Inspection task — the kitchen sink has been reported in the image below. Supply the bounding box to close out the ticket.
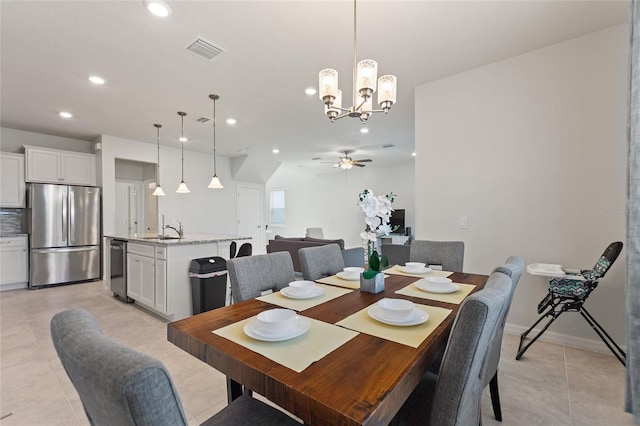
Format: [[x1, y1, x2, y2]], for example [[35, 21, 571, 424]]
[[140, 236, 182, 240]]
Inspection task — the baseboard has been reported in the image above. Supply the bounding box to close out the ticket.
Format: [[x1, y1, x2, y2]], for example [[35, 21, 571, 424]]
[[504, 322, 627, 355], [0, 282, 28, 291]]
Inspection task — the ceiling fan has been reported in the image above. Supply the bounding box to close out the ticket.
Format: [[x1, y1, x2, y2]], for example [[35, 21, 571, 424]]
[[324, 151, 372, 169]]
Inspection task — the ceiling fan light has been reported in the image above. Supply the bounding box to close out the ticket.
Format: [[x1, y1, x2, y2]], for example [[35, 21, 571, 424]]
[[377, 75, 397, 110], [356, 59, 377, 97], [152, 185, 166, 196], [341, 162, 353, 170], [208, 175, 224, 189], [319, 69, 338, 104]]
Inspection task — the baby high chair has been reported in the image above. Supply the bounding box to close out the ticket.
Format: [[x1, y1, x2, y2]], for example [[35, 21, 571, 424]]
[[516, 241, 625, 365]]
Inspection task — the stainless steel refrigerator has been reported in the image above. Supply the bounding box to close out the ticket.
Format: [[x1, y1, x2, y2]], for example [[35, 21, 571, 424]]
[[27, 183, 101, 288]]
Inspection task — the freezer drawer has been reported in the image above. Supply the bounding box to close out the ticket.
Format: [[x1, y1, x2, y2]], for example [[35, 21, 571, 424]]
[[30, 246, 100, 287]]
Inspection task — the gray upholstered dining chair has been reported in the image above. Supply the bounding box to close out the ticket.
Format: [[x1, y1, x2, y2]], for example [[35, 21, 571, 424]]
[[299, 244, 345, 281], [50, 308, 300, 426], [484, 255, 524, 422], [227, 251, 295, 303], [391, 276, 509, 426], [409, 240, 465, 272]]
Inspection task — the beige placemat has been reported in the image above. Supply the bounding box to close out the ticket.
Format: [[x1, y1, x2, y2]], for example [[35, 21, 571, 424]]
[[384, 264, 454, 278], [213, 316, 359, 373], [256, 284, 353, 311], [336, 304, 452, 348], [395, 280, 476, 305], [316, 275, 360, 289]]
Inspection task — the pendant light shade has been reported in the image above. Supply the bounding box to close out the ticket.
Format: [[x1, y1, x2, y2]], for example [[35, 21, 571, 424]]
[[152, 124, 165, 196], [176, 111, 190, 194], [207, 94, 224, 189]]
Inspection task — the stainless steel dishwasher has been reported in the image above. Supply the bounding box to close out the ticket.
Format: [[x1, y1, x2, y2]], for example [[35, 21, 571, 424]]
[[110, 239, 132, 303]]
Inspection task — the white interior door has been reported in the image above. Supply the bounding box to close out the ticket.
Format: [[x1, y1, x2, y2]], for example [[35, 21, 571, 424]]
[[115, 181, 141, 235], [237, 185, 264, 254]]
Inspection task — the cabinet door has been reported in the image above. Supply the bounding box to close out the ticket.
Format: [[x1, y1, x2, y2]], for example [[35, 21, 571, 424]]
[[154, 258, 167, 313], [62, 152, 96, 186], [0, 154, 25, 207], [0, 240, 28, 285], [126, 253, 142, 299], [138, 255, 155, 307], [26, 148, 60, 183]]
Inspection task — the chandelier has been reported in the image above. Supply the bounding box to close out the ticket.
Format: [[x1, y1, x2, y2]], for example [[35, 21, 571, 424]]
[[318, 0, 397, 123]]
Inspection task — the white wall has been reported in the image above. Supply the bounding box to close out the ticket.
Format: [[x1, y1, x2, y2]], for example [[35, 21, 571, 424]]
[[266, 161, 415, 249], [99, 134, 259, 238], [0, 127, 92, 153], [415, 25, 628, 346]]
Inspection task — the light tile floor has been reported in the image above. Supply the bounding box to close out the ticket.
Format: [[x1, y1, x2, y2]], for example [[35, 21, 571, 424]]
[[0, 280, 634, 425]]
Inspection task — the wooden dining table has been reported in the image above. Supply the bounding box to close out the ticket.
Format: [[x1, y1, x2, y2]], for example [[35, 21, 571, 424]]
[[167, 271, 488, 425]]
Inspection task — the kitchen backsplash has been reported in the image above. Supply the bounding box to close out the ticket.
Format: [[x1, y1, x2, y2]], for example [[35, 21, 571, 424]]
[[0, 209, 24, 235]]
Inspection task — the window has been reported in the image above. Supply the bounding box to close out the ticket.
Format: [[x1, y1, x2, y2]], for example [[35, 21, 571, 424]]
[[270, 189, 285, 225]]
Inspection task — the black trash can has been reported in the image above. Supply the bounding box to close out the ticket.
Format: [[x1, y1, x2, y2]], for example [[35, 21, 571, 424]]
[[189, 256, 227, 315]]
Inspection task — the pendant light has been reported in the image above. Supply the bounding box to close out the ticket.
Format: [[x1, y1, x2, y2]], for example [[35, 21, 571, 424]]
[[176, 111, 190, 193], [208, 94, 224, 189], [152, 124, 166, 196]]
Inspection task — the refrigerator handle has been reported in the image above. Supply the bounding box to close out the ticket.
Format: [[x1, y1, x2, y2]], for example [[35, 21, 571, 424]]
[[68, 188, 74, 244], [62, 188, 68, 242], [33, 247, 98, 254]]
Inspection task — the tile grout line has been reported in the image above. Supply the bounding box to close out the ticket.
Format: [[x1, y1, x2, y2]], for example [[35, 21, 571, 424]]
[[563, 344, 574, 425]]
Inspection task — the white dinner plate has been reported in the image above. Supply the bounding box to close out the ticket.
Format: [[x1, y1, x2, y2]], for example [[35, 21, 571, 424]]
[[244, 316, 311, 341], [367, 305, 429, 326], [280, 286, 325, 299], [398, 266, 433, 275], [336, 271, 360, 281], [414, 280, 460, 294]]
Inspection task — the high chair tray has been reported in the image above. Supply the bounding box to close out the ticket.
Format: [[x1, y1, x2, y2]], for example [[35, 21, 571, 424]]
[[526, 263, 585, 280]]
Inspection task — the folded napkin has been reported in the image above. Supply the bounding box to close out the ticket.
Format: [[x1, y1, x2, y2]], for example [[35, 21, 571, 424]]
[[256, 284, 353, 311], [336, 304, 452, 348], [213, 316, 358, 373], [384, 264, 454, 278], [395, 280, 476, 305]]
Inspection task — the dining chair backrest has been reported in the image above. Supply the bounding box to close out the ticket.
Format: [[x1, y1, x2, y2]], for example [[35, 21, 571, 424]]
[[228, 252, 296, 302], [409, 240, 465, 272], [51, 308, 189, 426], [51, 308, 301, 426], [229, 241, 237, 259], [236, 242, 253, 257], [482, 257, 523, 388], [299, 243, 345, 281], [430, 282, 507, 426]]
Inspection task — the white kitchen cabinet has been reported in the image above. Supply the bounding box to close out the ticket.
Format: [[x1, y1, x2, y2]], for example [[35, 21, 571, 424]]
[[0, 153, 26, 207], [154, 259, 167, 313], [24, 145, 96, 186], [0, 236, 29, 290], [127, 243, 167, 314]]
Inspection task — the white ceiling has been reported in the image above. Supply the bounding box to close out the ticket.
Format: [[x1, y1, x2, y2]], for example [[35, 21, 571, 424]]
[[0, 1, 628, 170]]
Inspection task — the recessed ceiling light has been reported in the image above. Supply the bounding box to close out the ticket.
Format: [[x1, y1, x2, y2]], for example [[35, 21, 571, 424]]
[[143, 0, 172, 17], [272, 149, 280, 154], [226, 118, 237, 125], [59, 111, 73, 119], [305, 87, 317, 95], [88, 75, 106, 85], [179, 136, 188, 142], [411, 152, 416, 157], [360, 128, 369, 134]]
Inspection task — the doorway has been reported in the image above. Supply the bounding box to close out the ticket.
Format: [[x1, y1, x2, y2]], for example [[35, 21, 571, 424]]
[[237, 185, 264, 254]]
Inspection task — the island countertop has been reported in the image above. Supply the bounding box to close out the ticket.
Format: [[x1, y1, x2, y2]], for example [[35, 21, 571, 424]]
[[104, 233, 251, 246]]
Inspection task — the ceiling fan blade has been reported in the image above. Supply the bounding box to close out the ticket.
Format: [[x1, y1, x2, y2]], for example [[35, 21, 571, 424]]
[[354, 159, 372, 163], [353, 163, 366, 167]]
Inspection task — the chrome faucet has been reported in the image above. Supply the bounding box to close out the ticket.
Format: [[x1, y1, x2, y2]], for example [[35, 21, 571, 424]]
[[161, 215, 184, 238]]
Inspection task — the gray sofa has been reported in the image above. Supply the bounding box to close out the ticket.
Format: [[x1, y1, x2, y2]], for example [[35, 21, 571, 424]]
[[266, 235, 364, 272]]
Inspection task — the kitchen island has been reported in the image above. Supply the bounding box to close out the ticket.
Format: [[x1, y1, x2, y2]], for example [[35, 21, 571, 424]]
[[105, 233, 251, 320]]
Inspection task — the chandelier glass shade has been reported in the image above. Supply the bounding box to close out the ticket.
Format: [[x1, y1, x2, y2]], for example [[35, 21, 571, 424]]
[[152, 124, 166, 196], [176, 111, 190, 194], [318, 0, 397, 123], [207, 94, 224, 189]]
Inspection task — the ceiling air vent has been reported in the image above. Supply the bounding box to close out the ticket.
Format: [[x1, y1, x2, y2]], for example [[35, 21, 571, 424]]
[[184, 36, 225, 61], [196, 116, 211, 124]]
